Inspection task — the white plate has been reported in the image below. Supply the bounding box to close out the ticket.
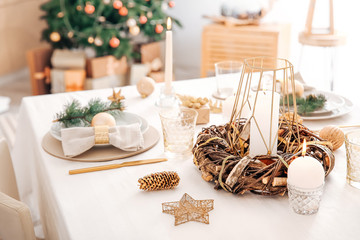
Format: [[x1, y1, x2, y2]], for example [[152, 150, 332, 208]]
[[50, 112, 149, 141], [301, 95, 353, 120], [301, 90, 345, 115]]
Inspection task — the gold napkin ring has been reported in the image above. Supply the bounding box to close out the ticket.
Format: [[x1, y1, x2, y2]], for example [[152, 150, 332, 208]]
[[94, 125, 110, 144]]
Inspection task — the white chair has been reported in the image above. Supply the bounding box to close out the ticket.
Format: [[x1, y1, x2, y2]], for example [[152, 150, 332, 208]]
[[0, 138, 19, 200], [0, 138, 40, 240], [0, 192, 37, 240]]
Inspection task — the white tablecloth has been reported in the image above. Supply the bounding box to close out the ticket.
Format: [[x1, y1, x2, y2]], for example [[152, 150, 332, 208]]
[[12, 78, 360, 240]]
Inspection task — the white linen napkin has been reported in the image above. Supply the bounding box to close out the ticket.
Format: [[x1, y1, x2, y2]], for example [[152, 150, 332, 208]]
[[61, 123, 144, 157]]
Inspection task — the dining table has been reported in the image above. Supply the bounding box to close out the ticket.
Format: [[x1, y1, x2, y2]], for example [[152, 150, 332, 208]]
[[11, 77, 360, 240]]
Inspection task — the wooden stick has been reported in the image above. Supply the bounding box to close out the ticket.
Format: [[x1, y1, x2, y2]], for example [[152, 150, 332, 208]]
[[69, 158, 167, 175], [314, 124, 360, 133]]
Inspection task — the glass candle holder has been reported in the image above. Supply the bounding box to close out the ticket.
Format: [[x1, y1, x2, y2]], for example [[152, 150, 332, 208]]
[[159, 108, 198, 157], [345, 130, 360, 189], [288, 183, 324, 215]]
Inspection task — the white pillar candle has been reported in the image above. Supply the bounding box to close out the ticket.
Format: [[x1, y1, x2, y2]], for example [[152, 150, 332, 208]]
[[288, 156, 325, 189], [250, 91, 280, 156], [164, 17, 173, 95]]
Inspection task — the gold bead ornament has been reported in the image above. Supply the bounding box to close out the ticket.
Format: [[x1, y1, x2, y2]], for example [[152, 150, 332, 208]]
[[319, 125, 345, 150]]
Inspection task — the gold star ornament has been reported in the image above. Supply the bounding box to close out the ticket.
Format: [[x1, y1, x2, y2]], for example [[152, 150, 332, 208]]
[[108, 89, 125, 103], [162, 193, 214, 226]]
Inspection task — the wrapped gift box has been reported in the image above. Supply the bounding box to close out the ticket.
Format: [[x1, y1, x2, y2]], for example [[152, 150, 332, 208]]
[[51, 69, 86, 93], [86, 56, 128, 79], [51, 49, 86, 69], [129, 63, 150, 85], [140, 41, 164, 64], [85, 74, 129, 90], [194, 105, 210, 125]]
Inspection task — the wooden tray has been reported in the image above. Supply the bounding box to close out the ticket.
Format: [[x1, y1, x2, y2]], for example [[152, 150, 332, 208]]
[[42, 126, 160, 162]]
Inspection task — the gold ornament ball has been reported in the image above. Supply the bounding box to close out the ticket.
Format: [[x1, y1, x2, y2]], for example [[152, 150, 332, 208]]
[[94, 37, 103, 46], [98, 16, 106, 22], [67, 31, 74, 38], [128, 1, 135, 8], [91, 112, 116, 127], [129, 26, 140, 36], [136, 77, 155, 98], [319, 125, 345, 151], [150, 58, 162, 72], [126, 18, 137, 27], [50, 32, 61, 42], [88, 36, 95, 44]]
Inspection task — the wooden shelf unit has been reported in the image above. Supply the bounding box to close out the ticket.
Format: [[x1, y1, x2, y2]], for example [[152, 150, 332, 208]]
[[201, 23, 291, 77]]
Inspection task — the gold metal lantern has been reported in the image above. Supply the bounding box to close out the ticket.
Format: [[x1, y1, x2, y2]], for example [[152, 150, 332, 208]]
[[229, 57, 301, 158]]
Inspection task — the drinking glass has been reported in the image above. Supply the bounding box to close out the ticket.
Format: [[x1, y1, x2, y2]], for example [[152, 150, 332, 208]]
[[345, 130, 360, 189], [159, 108, 198, 157], [213, 61, 243, 100]]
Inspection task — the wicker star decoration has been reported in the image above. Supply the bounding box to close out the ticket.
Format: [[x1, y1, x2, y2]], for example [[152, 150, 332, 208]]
[[108, 89, 125, 103], [162, 193, 214, 226]]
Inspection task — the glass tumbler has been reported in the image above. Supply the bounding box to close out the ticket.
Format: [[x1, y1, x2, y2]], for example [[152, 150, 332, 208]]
[[345, 130, 360, 189], [288, 183, 324, 215], [159, 108, 198, 157], [213, 61, 243, 100]]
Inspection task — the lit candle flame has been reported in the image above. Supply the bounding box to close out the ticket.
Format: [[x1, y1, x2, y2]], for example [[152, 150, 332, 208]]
[[167, 17, 172, 30], [302, 139, 307, 156]]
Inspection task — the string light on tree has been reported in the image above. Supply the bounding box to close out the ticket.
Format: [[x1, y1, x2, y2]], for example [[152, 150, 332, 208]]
[[84, 3, 95, 14], [57, 12, 64, 18], [147, 11, 153, 18], [103, 0, 111, 4], [113, 0, 123, 9], [109, 37, 120, 48], [155, 24, 164, 34], [139, 15, 147, 24], [50, 32, 61, 42], [119, 7, 128, 16], [76, 5, 82, 11]]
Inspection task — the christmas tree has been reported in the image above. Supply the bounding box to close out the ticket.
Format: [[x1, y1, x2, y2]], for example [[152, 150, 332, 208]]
[[40, 0, 179, 60]]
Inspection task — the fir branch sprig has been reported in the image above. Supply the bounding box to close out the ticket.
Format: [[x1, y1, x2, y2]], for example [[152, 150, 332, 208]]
[[281, 94, 327, 116], [54, 98, 124, 128]]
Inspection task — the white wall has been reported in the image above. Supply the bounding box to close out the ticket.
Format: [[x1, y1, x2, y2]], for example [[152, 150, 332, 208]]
[[170, 0, 223, 80], [170, 0, 360, 100]]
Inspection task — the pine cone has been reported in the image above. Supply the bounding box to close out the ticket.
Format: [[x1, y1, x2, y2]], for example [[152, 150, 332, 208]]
[[138, 171, 180, 191]]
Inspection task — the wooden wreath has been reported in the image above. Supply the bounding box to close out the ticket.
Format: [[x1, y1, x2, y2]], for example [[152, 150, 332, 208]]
[[192, 118, 335, 196]]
